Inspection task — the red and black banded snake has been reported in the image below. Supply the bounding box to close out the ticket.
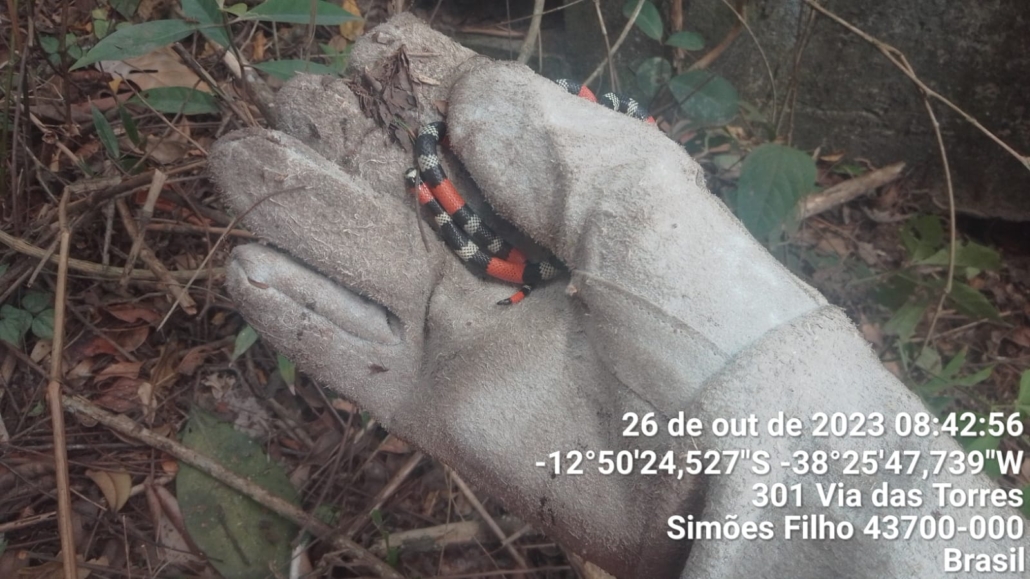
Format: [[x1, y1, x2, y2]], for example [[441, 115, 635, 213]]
[[406, 79, 655, 305]]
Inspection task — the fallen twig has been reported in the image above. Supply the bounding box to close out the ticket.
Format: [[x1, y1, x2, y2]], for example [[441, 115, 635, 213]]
[[798, 162, 906, 219], [59, 395, 405, 579], [445, 467, 529, 570], [115, 197, 199, 315], [0, 228, 223, 282], [49, 189, 78, 579]]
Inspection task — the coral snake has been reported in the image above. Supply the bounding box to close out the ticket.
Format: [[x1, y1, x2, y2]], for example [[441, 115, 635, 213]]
[[407, 79, 655, 305]]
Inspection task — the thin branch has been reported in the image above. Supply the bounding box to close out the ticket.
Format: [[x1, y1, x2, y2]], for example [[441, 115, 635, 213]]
[[59, 395, 405, 579], [583, 0, 646, 87], [802, 0, 1030, 171], [496, 0, 589, 26], [918, 94, 956, 357], [516, 0, 545, 65], [115, 198, 199, 315], [592, 0, 617, 90], [0, 228, 223, 282], [50, 189, 77, 579], [798, 162, 906, 219], [687, 0, 743, 71], [345, 451, 424, 536], [710, 0, 775, 121], [446, 467, 529, 570]]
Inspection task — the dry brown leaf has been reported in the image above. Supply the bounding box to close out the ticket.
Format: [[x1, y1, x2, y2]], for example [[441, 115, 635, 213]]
[[29, 340, 52, 364], [339, 0, 364, 40], [855, 241, 881, 266], [859, 314, 884, 348], [1007, 326, 1030, 348], [98, 46, 211, 93], [1, 350, 16, 384], [106, 303, 162, 323], [85, 469, 133, 512], [94, 377, 144, 412], [73, 336, 120, 358], [66, 358, 95, 383], [815, 233, 851, 258], [96, 360, 143, 381], [331, 398, 356, 413], [251, 29, 267, 61], [114, 325, 151, 353], [882, 360, 904, 379], [134, 126, 192, 164], [150, 340, 181, 390], [138, 381, 157, 423], [379, 434, 412, 454], [175, 347, 208, 376]]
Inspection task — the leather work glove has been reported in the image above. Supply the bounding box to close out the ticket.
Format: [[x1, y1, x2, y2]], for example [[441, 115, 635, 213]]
[[210, 14, 1024, 579]]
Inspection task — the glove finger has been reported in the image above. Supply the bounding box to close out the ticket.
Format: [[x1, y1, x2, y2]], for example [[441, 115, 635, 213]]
[[209, 128, 436, 323], [226, 244, 419, 418]]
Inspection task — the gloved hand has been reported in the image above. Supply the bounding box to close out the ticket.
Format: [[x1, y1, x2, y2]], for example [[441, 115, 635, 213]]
[[211, 14, 1023, 579]]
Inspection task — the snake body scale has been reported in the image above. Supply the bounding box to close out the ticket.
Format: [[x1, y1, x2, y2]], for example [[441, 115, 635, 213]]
[[407, 79, 654, 305]]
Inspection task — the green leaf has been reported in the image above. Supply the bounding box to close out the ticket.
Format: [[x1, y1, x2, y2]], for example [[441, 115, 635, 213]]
[[319, 42, 352, 71], [243, 0, 361, 25], [946, 281, 1000, 320], [951, 365, 992, 387], [634, 57, 671, 98], [872, 274, 916, 310], [1018, 371, 1030, 415], [0, 305, 33, 346], [21, 291, 52, 314], [92, 8, 111, 39], [921, 349, 993, 394], [253, 59, 337, 81], [918, 241, 1002, 270], [370, 508, 384, 527], [91, 104, 121, 159], [110, 0, 140, 19], [39, 34, 83, 66], [712, 153, 741, 171], [622, 0, 662, 41], [667, 70, 739, 126], [0, 263, 8, 277], [181, 0, 233, 48], [276, 354, 295, 387], [913, 346, 941, 375], [231, 325, 259, 361], [118, 104, 142, 147], [734, 144, 817, 242], [177, 409, 298, 579], [665, 31, 704, 50], [900, 215, 942, 262], [32, 309, 55, 340], [883, 300, 928, 343], [225, 2, 249, 16], [130, 87, 220, 115], [72, 20, 199, 70], [832, 162, 867, 177], [313, 504, 339, 526], [1021, 486, 1030, 519]]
